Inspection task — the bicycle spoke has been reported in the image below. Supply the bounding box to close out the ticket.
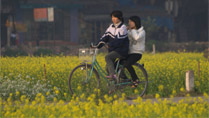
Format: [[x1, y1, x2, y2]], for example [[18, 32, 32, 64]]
[[118, 63, 148, 97], [69, 64, 100, 96]]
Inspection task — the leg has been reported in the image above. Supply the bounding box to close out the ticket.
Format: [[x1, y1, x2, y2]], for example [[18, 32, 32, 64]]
[[105, 51, 123, 76], [124, 54, 142, 81], [126, 66, 138, 81]]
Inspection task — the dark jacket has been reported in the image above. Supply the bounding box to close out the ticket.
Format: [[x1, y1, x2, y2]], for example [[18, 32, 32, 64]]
[[97, 22, 129, 57]]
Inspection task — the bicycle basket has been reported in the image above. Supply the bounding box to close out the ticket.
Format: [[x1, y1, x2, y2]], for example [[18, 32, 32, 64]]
[[79, 48, 96, 62]]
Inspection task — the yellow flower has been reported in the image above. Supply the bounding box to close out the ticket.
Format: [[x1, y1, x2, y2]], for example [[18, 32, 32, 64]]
[[122, 93, 126, 100], [170, 95, 174, 98], [49, 114, 55, 118], [203, 92, 208, 99], [104, 94, 108, 101], [155, 93, 160, 99], [20, 114, 24, 118], [97, 89, 101, 95], [134, 89, 139, 94], [94, 88, 97, 93], [53, 97, 57, 102], [180, 87, 185, 92], [80, 93, 85, 99], [158, 85, 164, 91], [77, 86, 81, 90], [16, 91, 20, 96], [53, 87, 57, 90], [113, 94, 117, 99], [37, 93, 42, 97], [64, 93, 67, 97], [20, 95, 26, 102], [172, 90, 176, 95], [55, 90, 59, 95], [195, 81, 200, 87], [46, 91, 50, 96], [97, 111, 101, 117], [32, 101, 36, 106], [9, 93, 13, 97]]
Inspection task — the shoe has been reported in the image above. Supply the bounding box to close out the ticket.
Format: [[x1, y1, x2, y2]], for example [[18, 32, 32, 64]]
[[131, 80, 139, 88], [106, 74, 117, 80]]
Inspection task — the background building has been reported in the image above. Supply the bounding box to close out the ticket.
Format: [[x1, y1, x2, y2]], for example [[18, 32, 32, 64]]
[[1, 0, 208, 49]]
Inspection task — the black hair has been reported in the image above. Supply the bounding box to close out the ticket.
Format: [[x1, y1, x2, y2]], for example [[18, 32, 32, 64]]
[[129, 16, 141, 29], [110, 10, 124, 23]]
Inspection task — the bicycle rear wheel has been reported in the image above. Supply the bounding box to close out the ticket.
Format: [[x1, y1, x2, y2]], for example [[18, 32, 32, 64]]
[[118, 63, 148, 97], [69, 64, 100, 96]]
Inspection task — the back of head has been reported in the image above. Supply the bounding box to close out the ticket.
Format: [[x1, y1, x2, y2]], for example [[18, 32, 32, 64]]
[[129, 16, 141, 29], [110, 10, 124, 23]]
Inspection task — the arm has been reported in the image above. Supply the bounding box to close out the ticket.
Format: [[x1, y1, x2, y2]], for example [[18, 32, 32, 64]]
[[129, 29, 145, 42], [96, 27, 111, 48]]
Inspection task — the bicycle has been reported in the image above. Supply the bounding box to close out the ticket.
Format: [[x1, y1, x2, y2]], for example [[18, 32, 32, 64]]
[[68, 42, 148, 97]]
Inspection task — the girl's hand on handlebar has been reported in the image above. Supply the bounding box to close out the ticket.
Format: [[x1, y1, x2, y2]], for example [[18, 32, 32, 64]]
[[105, 44, 109, 49], [90, 43, 97, 48]]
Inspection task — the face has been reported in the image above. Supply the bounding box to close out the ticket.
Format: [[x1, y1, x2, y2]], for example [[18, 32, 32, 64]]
[[112, 16, 120, 24], [128, 19, 136, 29]]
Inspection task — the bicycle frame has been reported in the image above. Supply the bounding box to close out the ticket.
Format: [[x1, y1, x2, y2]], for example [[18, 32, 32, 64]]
[[70, 47, 148, 96], [86, 49, 109, 83], [84, 48, 131, 86]]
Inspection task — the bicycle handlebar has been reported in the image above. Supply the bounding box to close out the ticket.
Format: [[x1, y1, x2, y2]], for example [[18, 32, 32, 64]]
[[90, 41, 107, 48]]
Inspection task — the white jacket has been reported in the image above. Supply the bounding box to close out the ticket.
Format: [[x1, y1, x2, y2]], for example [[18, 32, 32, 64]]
[[128, 26, 145, 54]]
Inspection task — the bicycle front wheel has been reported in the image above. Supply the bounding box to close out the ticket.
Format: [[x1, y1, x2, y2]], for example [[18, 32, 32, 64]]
[[69, 64, 100, 96], [118, 63, 148, 97]]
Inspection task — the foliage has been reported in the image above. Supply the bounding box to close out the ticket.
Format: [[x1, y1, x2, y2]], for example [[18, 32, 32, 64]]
[[33, 48, 54, 56], [2, 47, 28, 57], [0, 76, 58, 101], [0, 94, 208, 118], [142, 17, 160, 40], [0, 52, 208, 101]]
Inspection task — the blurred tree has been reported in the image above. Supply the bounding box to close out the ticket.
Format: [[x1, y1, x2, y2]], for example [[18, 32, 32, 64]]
[[142, 17, 160, 40]]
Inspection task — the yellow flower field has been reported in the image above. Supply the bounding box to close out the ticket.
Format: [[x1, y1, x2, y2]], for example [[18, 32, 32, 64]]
[[0, 93, 208, 118], [0, 52, 209, 100], [0, 52, 209, 117]]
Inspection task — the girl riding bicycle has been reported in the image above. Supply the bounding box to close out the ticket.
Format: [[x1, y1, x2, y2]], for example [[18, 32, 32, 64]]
[[69, 15, 147, 96], [125, 16, 146, 88], [96, 10, 129, 80]]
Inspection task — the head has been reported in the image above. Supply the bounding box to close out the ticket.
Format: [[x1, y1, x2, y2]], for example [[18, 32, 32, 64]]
[[128, 16, 141, 29], [110, 10, 124, 24]]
